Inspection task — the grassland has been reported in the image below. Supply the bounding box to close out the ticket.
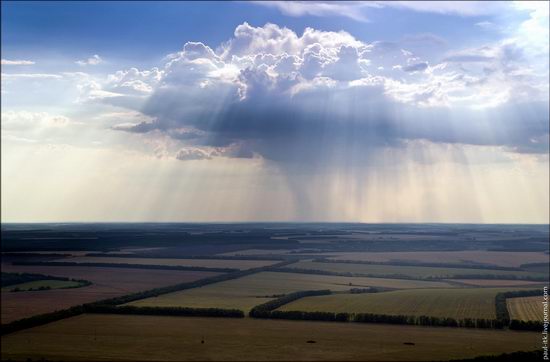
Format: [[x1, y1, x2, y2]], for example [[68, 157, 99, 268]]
[[1, 264, 220, 323], [507, 296, 544, 321], [278, 287, 533, 320], [55, 256, 277, 270], [129, 271, 455, 312], [0, 314, 540, 361], [286, 260, 542, 279], [316, 251, 550, 268], [2, 279, 84, 292]]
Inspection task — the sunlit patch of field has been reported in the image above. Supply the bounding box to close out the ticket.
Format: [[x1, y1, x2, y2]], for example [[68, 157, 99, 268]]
[[507, 296, 544, 321], [128, 271, 455, 312], [55, 256, 278, 270], [278, 287, 535, 320], [286, 260, 542, 279], [0, 314, 540, 361]]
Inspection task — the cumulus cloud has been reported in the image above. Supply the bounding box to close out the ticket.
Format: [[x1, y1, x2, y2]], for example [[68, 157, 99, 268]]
[[86, 22, 548, 163], [76, 54, 103, 66], [175, 147, 214, 161], [1, 59, 35, 65]]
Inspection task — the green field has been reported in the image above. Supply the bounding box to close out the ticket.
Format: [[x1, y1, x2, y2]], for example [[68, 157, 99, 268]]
[[0, 314, 541, 361], [2, 279, 85, 292], [507, 296, 544, 321], [286, 260, 543, 279], [278, 287, 533, 320], [129, 271, 455, 312]]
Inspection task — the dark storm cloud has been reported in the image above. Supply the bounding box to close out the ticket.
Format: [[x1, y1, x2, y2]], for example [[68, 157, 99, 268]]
[[105, 23, 548, 163]]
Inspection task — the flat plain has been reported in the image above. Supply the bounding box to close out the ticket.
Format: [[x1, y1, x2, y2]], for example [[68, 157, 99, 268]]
[[447, 279, 545, 287], [0, 314, 541, 361], [1, 263, 220, 323], [507, 296, 544, 321], [317, 251, 550, 268], [2, 279, 84, 292], [278, 287, 535, 320], [129, 271, 455, 311], [54, 256, 278, 270], [2, 223, 547, 361], [286, 260, 543, 279]]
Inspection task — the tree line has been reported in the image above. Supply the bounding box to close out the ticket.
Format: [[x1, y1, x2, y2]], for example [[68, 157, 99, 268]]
[[253, 308, 506, 329], [2, 259, 295, 335], [248, 289, 506, 329], [12, 261, 239, 273], [86, 304, 244, 318], [1, 272, 91, 289], [495, 289, 544, 331], [313, 258, 523, 272], [84, 252, 287, 261], [273, 266, 426, 281], [249, 290, 332, 318], [273, 265, 545, 282]]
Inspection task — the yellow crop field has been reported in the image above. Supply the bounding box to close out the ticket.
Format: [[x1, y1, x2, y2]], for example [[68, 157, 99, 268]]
[[129, 271, 454, 312], [507, 296, 544, 321], [0, 314, 540, 361], [279, 287, 533, 320]]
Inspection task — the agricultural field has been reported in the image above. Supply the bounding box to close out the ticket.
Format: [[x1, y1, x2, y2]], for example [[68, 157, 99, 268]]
[[129, 271, 455, 312], [1, 223, 547, 361], [0, 314, 540, 361], [278, 287, 533, 320], [507, 296, 544, 322], [53, 256, 278, 270], [317, 251, 550, 268], [286, 260, 543, 279], [2, 279, 85, 292], [447, 279, 545, 287], [1, 264, 220, 323], [219, 249, 294, 256]]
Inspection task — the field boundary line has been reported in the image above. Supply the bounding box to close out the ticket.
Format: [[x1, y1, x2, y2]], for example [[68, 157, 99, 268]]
[[1, 260, 294, 335], [12, 261, 239, 273]]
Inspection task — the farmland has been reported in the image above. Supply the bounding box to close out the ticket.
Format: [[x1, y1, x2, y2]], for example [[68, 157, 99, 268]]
[[278, 287, 534, 320], [129, 271, 455, 311], [447, 279, 545, 287], [285, 260, 543, 279], [507, 296, 544, 321], [317, 251, 550, 268], [1, 264, 220, 323], [0, 314, 541, 361], [53, 256, 278, 270], [2, 279, 84, 292], [1, 223, 547, 360]]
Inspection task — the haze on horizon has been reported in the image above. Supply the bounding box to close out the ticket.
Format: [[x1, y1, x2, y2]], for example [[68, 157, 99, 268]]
[[1, 1, 549, 224]]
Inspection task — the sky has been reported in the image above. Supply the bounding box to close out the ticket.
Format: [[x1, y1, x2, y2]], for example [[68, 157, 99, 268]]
[[1, 1, 549, 223]]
